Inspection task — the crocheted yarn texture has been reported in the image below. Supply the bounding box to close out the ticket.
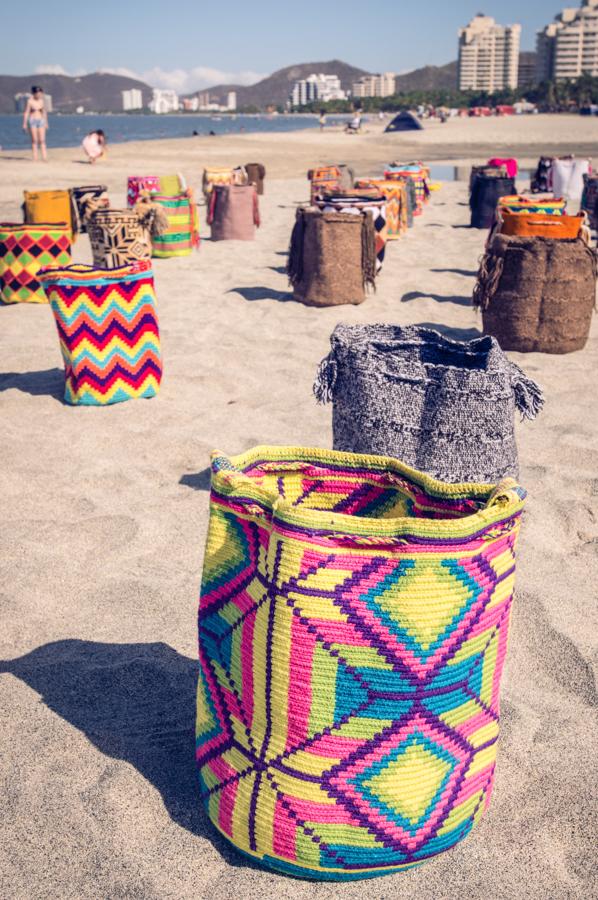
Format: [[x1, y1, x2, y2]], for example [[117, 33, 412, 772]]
[[0, 223, 71, 304], [38, 260, 162, 405], [315, 325, 543, 484], [196, 446, 526, 880]]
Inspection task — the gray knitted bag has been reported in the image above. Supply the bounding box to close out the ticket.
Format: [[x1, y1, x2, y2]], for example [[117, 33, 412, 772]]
[[314, 324, 543, 483]]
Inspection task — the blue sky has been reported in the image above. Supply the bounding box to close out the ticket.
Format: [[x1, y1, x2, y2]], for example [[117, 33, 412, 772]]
[[4, 0, 556, 92]]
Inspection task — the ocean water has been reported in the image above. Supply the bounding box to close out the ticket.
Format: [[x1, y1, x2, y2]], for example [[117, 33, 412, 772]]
[[0, 113, 337, 151]]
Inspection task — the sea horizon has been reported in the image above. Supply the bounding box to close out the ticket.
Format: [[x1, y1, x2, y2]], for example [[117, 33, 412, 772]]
[[0, 112, 353, 152]]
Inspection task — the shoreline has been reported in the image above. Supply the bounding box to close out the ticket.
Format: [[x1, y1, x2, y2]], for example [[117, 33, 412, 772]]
[[1, 112, 597, 159]]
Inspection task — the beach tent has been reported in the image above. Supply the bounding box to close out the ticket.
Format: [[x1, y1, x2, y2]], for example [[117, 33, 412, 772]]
[[384, 111, 423, 133]]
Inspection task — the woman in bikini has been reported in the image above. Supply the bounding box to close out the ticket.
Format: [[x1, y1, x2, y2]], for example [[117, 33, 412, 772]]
[[22, 86, 48, 161]]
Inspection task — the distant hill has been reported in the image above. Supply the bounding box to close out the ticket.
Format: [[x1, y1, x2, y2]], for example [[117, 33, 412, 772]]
[[191, 60, 460, 108], [185, 60, 369, 108], [0, 73, 153, 113], [395, 62, 458, 92]]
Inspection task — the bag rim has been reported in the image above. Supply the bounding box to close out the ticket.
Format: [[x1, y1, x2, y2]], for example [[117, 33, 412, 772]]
[[209, 445, 526, 538]]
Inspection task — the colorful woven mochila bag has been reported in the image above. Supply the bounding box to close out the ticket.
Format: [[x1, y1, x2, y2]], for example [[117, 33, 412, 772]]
[[150, 189, 199, 258], [69, 185, 109, 233], [315, 189, 388, 271], [23, 189, 77, 240], [127, 174, 186, 206], [38, 260, 162, 405], [0, 222, 71, 304], [196, 445, 527, 880]]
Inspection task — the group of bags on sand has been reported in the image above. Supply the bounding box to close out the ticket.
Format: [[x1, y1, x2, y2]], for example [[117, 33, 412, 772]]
[[288, 161, 430, 306], [470, 155, 596, 354], [2, 145, 597, 882]]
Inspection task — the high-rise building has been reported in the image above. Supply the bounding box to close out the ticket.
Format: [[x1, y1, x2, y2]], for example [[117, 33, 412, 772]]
[[227, 91, 237, 111], [458, 15, 521, 92], [149, 88, 179, 114], [290, 74, 347, 107], [352, 73, 396, 98], [122, 88, 143, 111], [518, 52, 538, 88], [536, 1, 598, 81]]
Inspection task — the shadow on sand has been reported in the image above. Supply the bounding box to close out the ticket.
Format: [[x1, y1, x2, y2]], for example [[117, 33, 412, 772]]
[[0, 367, 64, 399], [1, 639, 253, 868], [228, 286, 292, 303], [180, 467, 212, 491], [401, 291, 472, 308]]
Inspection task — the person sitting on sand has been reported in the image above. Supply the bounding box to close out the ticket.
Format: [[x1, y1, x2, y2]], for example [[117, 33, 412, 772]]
[[82, 130, 107, 164], [22, 86, 48, 161], [345, 113, 361, 134]]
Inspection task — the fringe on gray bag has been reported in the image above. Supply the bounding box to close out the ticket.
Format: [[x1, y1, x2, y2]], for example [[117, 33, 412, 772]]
[[314, 324, 543, 483]]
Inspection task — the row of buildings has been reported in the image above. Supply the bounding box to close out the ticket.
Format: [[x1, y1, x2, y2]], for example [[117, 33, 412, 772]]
[[458, 1, 598, 93], [122, 87, 237, 113], [289, 72, 396, 107]]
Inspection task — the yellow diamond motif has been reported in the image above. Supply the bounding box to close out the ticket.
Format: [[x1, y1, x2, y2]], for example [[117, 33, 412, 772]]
[[373, 561, 476, 651], [362, 742, 451, 824]]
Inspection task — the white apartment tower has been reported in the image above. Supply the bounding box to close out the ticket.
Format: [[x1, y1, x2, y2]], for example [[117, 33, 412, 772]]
[[352, 73, 396, 98], [122, 88, 143, 111], [149, 88, 179, 114], [536, 1, 598, 81], [290, 74, 347, 106], [458, 15, 521, 92]]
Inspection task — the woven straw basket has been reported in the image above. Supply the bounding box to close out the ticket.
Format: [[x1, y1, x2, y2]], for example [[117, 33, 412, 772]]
[[196, 445, 526, 880]]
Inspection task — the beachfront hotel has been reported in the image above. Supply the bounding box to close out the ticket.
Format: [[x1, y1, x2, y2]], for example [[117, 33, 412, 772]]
[[536, 0, 598, 81], [352, 73, 396, 98], [289, 74, 347, 107], [458, 14, 521, 92]]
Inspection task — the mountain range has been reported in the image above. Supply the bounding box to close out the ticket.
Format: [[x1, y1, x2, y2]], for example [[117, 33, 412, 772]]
[[185, 60, 459, 107], [0, 60, 459, 114], [0, 73, 153, 114]]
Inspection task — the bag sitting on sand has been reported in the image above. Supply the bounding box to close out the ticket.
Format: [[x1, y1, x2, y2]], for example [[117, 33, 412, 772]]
[[551, 158, 590, 201], [202, 167, 233, 202], [245, 162, 266, 195], [208, 184, 259, 241], [355, 178, 409, 238], [487, 157, 518, 178], [497, 195, 567, 216], [150, 189, 199, 257], [469, 164, 508, 195], [473, 234, 597, 353], [23, 189, 77, 241], [315, 188, 387, 271], [308, 165, 343, 202], [314, 323, 542, 482], [581, 174, 598, 231], [287, 207, 377, 307], [530, 157, 553, 193], [384, 164, 429, 214], [470, 175, 516, 229], [498, 211, 586, 240], [38, 259, 162, 406], [86, 203, 168, 267], [196, 444, 527, 880], [70, 185, 109, 233], [0, 222, 71, 304], [127, 174, 186, 207]]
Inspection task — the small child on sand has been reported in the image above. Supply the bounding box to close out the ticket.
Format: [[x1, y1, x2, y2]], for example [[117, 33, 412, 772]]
[[82, 130, 107, 164]]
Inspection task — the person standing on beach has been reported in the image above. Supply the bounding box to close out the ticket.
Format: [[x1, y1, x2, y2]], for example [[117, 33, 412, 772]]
[[319, 110, 327, 131], [22, 86, 48, 161]]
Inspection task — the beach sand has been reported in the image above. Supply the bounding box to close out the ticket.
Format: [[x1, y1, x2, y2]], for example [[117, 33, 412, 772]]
[[1, 114, 596, 899]]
